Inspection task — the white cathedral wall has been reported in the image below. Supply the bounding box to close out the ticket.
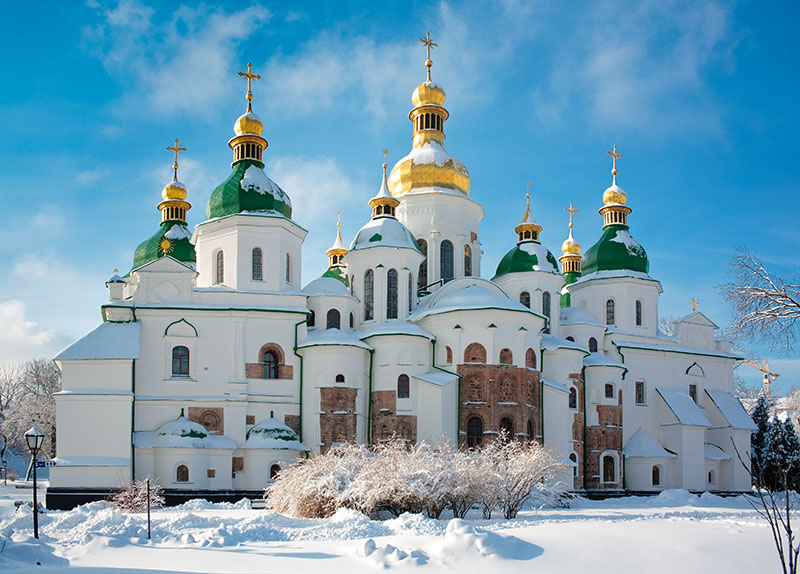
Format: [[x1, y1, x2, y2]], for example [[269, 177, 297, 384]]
[[625, 458, 673, 491], [416, 379, 458, 447], [542, 383, 570, 464], [50, 466, 131, 489], [583, 365, 624, 426], [661, 425, 707, 491], [492, 273, 564, 338], [239, 450, 301, 491], [54, 394, 132, 462], [57, 359, 133, 393], [568, 277, 660, 336], [306, 294, 357, 331]]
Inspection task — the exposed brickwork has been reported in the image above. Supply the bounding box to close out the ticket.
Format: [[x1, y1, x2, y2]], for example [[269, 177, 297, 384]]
[[456, 363, 540, 448], [207, 469, 216, 478], [319, 387, 358, 454], [246, 342, 293, 380], [284, 414, 300, 435], [232, 457, 244, 477], [246, 415, 255, 425], [188, 407, 224, 434], [463, 343, 487, 363], [584, 403, 623, 491], [370, 390, 418, 444]]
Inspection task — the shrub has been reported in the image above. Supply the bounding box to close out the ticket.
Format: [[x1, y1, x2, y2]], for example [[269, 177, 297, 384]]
[[109, 477, 165, 512]]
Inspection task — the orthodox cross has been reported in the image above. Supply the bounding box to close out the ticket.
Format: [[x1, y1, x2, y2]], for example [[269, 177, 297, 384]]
[[419, 32, 438, 81], [691, 298, 699, 312], [238, 63, 261, 110], [606, 144, 623, 178], [166, 138, 186, 177], [337, 210, 342, 229], [565, 202, 579, 229]]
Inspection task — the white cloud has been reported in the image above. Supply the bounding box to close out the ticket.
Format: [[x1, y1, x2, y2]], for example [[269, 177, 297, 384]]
[[0, 300, 72, 363], [84, 1, 271, 116], [30, 203, 67, 233], [75, 169, 108, 185]]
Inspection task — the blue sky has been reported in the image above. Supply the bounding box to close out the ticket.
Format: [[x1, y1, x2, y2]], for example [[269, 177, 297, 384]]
[[0, 1, 797, 391]]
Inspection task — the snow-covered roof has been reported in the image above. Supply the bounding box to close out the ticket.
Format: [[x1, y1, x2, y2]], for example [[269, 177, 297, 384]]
[[704, 443, 731, 461], [241, 165, 292, 207], [302, 276, 355, 299], [676, 311, 719, 329], [541, 334, 588, 354], [410, 279, 541, 321], [349, 216, 420, 252], [583, 352, 627, 371], [705, 389, 757, 431], [54, 321, 140, 361], [612, 340, 743, 360], [655, 387, 711, 427], [359, 319, 433, 340], [559, 306, 605, 327], [541, 378, 569, 393], [50, 456, 130, 467], [623, 427, 677, 458], [243, 418, 309, 451], [298, 328, 373, 351], [572, 269, 661, 289], [135, 416, 237, 449], [413, 370, 459, 387]]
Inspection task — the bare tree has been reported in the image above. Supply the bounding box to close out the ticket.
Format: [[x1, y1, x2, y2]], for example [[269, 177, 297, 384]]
[[721, 248, 800, 351], [658, 315, 678, 337]]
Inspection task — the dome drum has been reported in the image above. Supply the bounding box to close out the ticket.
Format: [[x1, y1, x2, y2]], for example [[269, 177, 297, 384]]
[[229, 134, 267, 165], [157, 199, 191, 223], [599, 204, 631, 227]]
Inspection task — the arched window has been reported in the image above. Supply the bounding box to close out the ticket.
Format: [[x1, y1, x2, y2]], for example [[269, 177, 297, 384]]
[[387, 268, 398, 319], [326, 309, 341, 330], [349, 312, 354, 328], [520, 291, 530, 308], [566, 336, 575, 342], [407, 273, 413, 313], [417, 239, 428, 289], [263, 351, 278, 379], [569, 453, 578, 478], [364, 269, 374, 320], [499, 417, 513, 438], [445, 346, 453, 364], [172, 346, 190, 376], [176, 464, 189, 483], [635, 300, 643, 326], [525, 348, 537, 369], [270, 464, 281, 480], [606, 299, 615, 325], [252, 247, 263, 281], [308, 310, 315, 328], [397, 374, 410, 399], [652, 465, 661, 486], [467, 417, 483, 448], [499, 348, 513, 364], [542, 292, 551, 334], [335, 374, 345, 383], [464, 342, 487, 363], [708, 469, 716, 485], [602, 455, 615, 483], [440, 240, 454, 281], [464, 245, 472, 277], [589, 337, 598, 353], [215, 251, 224, 285], [569, 387, 577, 409], [605, 383, 614, 399], [286, 253, 292, 284], [635, 380, 646, 405]]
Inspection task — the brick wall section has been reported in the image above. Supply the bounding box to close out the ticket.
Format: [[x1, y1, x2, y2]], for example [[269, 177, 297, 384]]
[[371, 390, 418, 444], [584, 403, 623, 490], [319, 387, 358, 454], [456, 363, 541, 447], [284, 414, 300, 435], [245, 362, 293, 380], [568, 372, 584, 489], [188, 407, 224, 434]]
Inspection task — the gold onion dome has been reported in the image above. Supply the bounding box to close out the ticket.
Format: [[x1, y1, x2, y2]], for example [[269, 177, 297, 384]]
[[602, 144, 627, 205], [412, 81, 446, 107], [561, 228, 581, 255], [234, 111, 264, 137], [162, 177, 187, 200]]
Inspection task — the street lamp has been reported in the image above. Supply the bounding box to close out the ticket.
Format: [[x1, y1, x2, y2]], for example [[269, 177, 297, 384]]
[[24, 427, 44, 539]]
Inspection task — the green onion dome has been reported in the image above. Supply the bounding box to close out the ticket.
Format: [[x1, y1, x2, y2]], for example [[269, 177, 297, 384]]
[[493, 240, 559, 279], [581, 224, 648, 275], [321, 265, 349, 287], [206, 159, 292, 220], [132, 221, 196, 271]]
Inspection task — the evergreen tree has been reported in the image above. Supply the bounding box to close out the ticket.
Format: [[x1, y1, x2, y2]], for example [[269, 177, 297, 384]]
[[751, 394, 772, 486]]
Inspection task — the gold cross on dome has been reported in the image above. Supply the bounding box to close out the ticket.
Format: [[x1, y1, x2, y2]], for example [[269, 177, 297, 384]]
[[166, 138, 186, 174], [606, 144, 623, 176], [238, 62, 261, 107], [691, 298, 699, 312], [565, 202, 579, 228], [419, 32, 438, 80]]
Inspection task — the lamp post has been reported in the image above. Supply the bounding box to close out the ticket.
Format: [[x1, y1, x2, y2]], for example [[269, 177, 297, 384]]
[[24, 427, 44, 539]]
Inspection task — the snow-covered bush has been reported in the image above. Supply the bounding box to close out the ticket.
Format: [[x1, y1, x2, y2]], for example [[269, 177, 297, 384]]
[[265, 436, 565, 520], [109, 478, 165, 512]]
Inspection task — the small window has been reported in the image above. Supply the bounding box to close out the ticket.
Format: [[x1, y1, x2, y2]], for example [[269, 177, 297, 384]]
[[569, 387, 577, 409], [464, 244, 472, 277], [605, 383, 614, 399], [652, 465, 661, 486], [417, 239, 428, 289], [172, 346, 190, 376], [215, 251, 224, 285], [606, 299, 615, 325], [397, 374, 410, 399], [446, 346, 453, 364], [569, 453, 578, 478], [252, 247, 263, 281], [708, 469, 716, 485], [440, 240, 454, 281], [387, 268, 398, 319], [364, 269, 374, 320], [467, 417, 483, 449], [308, 310, 315, 328], [635, 380, 645, 405], [408, 273, 413, 314], [499, 417, 513, 438], [635, 300, 643, 326], [689, 383, 698, 403], [270, 464, 281, 480], [263, 351, 278, 379], [519, 291, 530, 309], [602, 456, 615, 483], [176, 464, 189, 483], [499, 348, 513, 364], [542, 292, 551, 333], [326, 309, 341, 330], [285, 253, 292, 284], [335, 374, 345, 383], [589, 337, 598, 353], [525, 348, 537, 369], [349, 312, 354, 328]]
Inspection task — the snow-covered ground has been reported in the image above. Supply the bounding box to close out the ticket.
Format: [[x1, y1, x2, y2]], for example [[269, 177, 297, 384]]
[[0, 482, 779, 572]]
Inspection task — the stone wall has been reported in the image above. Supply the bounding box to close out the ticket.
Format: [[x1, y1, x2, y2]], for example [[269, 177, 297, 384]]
[[319, 387, 358, 454], [371, 390, 418, 444], [584, 401, 623, 490]]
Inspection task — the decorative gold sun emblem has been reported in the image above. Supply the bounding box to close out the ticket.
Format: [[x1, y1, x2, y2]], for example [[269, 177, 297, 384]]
[[159, 237, 173, 255]]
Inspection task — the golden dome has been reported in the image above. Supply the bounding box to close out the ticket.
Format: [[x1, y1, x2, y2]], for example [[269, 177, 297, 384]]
[[412, 81, 446, 107], [162, 178, 187, 201], [234, 111, 263, 136], [388, 140, 470, 197], [602, 183, 627, 206], [561, 229, 581, 255]]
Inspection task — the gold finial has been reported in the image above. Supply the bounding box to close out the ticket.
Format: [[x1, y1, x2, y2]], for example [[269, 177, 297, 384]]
[[606, 144, 623, 183], [419, 32, 438, 82], [382, 148, 389, 174], [337, 210, 342, 228], [166, 138, 187, 179], [113, 268, 119, 274], [565, 202, 579, 228], [238, 62, 262, 112], [691, 298, 699, 312]]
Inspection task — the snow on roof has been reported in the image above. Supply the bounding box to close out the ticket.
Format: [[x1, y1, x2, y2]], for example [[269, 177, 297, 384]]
[[559, 307, 605, 327], [413, 370, 459, 387], [349, 216, 420, 252], [704, 443, 731, 461], [241, 165, 292, 207], [612, 340, 743, 360], [359, 319, 433, 340], [705, 389, 758, 431], [541, 378, 569, 393], [676, 311, 719, 329], [163, 224, 193, 240], [50, 456, 130, 467], [298, 328, 373, 350], [623, 427, 677, 458], [302, 276, 355, 299], [609, 228, 646, 257], [244, 418, 309, 451], [583, 352, 627, 371], [410, 280, 539, 321], [655, 387, 712, 427], [134, 416, 237, 449], [572, 269, 661, 289], [541, 334, 588, 354], [54, 321, 140, 361]]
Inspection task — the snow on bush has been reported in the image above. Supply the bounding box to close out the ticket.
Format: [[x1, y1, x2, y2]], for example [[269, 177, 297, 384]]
[[108, 478, 165, 513], [266, 435, 565, 519]]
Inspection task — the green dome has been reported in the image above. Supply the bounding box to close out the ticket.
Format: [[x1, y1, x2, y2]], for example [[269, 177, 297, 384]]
[[206, 159, 292, 220], [132, 220, 196, 271], [321, 265, 349, 286], [582, 224, 648, 275], [493, 240, 559, 279]]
